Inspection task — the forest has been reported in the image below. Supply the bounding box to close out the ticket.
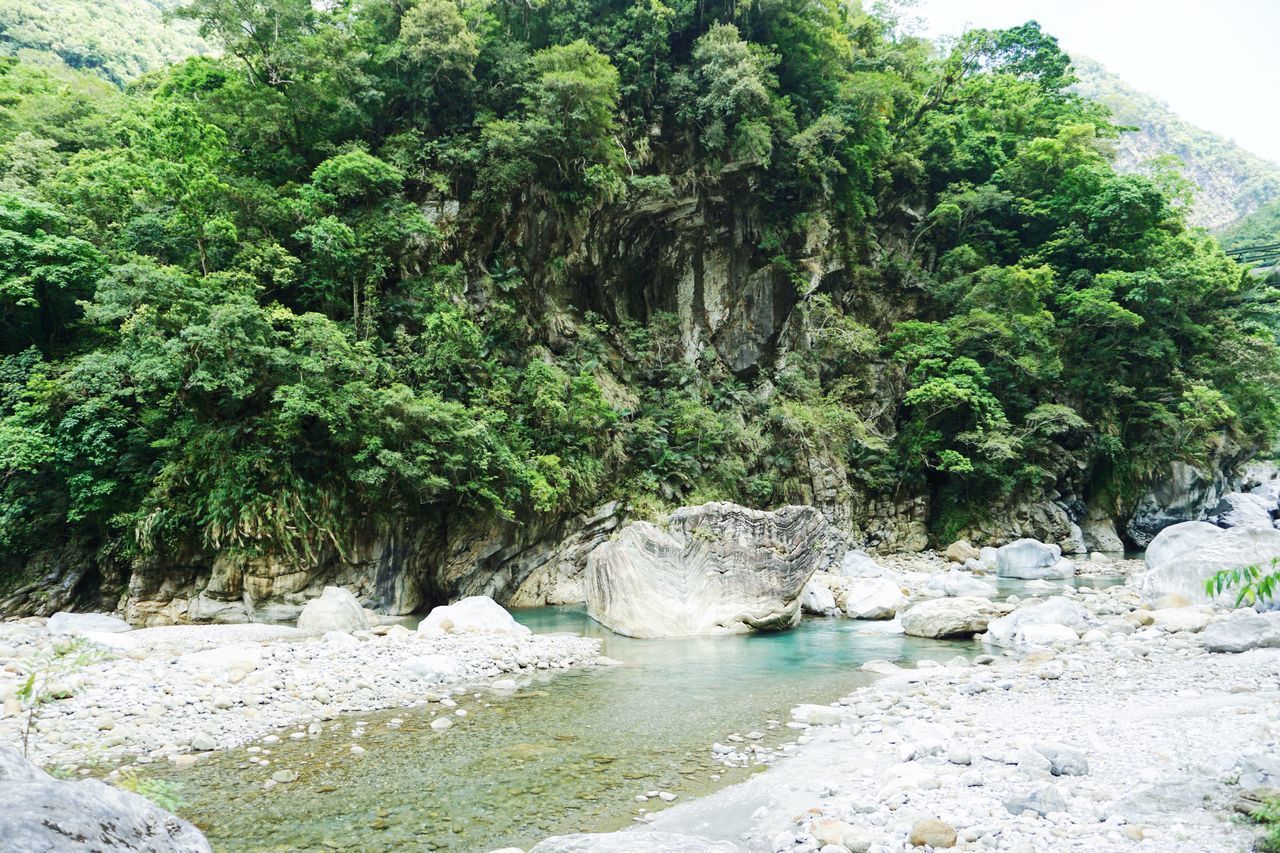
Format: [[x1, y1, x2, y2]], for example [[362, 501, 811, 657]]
[[1, 0, 1277, 581]]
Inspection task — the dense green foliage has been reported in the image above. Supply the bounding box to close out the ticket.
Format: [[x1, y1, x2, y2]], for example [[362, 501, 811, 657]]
[[0, 1, 1276, 574], [1072, 55, 1280, 231], [0, 0, 208, 85]]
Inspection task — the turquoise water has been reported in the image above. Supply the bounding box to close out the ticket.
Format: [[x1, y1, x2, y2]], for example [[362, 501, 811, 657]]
[[145, 608, 978, 851]]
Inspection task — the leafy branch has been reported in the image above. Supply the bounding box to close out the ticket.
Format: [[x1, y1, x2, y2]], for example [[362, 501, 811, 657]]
[[1204, 558, 1280, 607]]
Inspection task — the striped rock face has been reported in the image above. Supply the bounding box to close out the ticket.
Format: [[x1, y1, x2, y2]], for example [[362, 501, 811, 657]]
[[585, 502, 831, 638]]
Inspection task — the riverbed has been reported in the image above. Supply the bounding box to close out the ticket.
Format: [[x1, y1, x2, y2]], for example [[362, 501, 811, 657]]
[[141, 607, 983, 851]]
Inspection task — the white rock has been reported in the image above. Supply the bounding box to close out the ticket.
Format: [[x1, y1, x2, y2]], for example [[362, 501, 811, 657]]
[[791, 704, 844, 726], [1201, 610, 1280, 652], [584, 503, 829, 638], [1141, 522, 1280, 604], [48, 613, 132, 635], [978, 547, 999, 569], [801, 580, 839, 616], [1150, 607, 1211, 633], [984, 597, 1094, 648], [995, 539, 1074, 579], [901, 597, 1002, 639], [928, 568, 997, 598], [404, 654, 465, 683], [839, 550, 886, 578], [418, 596, 531, 637], [842, 578, 908, 620], [297, 587, 368, 633]]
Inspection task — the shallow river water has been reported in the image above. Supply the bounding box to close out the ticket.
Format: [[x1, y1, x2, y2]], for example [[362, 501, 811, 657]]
[[149, 576, 1124, 851]]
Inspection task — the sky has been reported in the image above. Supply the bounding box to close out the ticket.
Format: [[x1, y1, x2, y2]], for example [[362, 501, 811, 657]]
[[910, 0, 1280, 164]]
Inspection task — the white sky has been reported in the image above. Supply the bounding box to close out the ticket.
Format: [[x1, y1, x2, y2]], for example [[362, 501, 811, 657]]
[[910, 0, 1280, 164]]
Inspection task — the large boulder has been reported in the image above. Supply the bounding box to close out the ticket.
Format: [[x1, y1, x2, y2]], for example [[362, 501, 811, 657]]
[[1201, 610, 1280, 653], [984, 597, 1095, 648], [944, 540, 980, 564], [927, 568, 997, 598], [296, 586, 369, 633], [838, 549, 886, 578], [1207, 492, 1276, 529], [418, 595, 531, 636], [1126, 459, 1238, 547], [800, 579, 840, 616], [995, 539, 1074, 580], [841, 577, 908, 620], [1140, 522, 1280, 604], [0, 746, 211, 852], [584, 503, 830, 638], [48, 612, 132, 635], [901, 597, 1003, 639]]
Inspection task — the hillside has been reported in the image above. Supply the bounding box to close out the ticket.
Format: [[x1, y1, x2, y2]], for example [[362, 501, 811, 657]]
[[1072, 55, 1280, 231], [0, 0, 208, 85]]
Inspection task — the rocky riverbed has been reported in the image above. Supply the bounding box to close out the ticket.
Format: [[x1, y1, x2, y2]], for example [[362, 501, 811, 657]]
[[0, 616, 601, 772], [536, 566, 1280, 852]]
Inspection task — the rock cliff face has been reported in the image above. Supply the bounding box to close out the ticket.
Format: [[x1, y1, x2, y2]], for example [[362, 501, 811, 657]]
[[584, 502, 834, 637]]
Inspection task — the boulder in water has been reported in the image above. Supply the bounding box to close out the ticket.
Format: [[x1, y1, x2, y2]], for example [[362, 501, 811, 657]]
[[840, 577, 908, 620], [0, 746, 211, 852], [1140, 521, 1280, 604], [584, 502, 829, 638], [297, 586, 368, 633], [901, 597, 1003, 639], [928, 568, 997, 598], [800, 579, 839, 616], [418, 596, 531, 636], [995, 539, 1074, 580]]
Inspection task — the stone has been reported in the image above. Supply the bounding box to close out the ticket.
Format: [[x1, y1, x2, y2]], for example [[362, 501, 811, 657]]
[[800, 580, 839, 616], [983, 597, 1094, 648], [901, 597, 1002, 639], [1126, 460, 1237, 547], [1150, 607, 1212, 633], [944, 540, 980, 564], [841, 577, 908, 620], [529, 830, 740, 852], [418, 596, 531, 636], [928, 568, 997, 598], [1005, 784, 1068, 817], [0, 746, 211, 851], [1239, 753, 1280, 789], [430, 717, 453, 731], [271, 769, 298, 784], [584, 503, 830, 638], [1202, 610, 1280, 652], [978, 546, 999, 569], [1081, 512, 1125, 553], [296, 587, 368, 633], [405, 654, 465, 683], [1208, 491, 1276, 529], [791, 704, 843, 726], [995, 539, 1074, 579], [1141, 522, 1280, 604], [48, 612, 132, 635], [838, 550, 886, 578], [1033, 742, 1089, 776], [908, 818, 956, 848]]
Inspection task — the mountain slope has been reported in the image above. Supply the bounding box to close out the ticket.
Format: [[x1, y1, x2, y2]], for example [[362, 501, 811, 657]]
[[1072, 55, 1280, 231], [0, 0, 209, 85]]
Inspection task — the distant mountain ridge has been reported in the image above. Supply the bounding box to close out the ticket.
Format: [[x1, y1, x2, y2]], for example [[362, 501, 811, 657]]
[[1071, 55, 1280, 231], [0, 0, 208, 85]]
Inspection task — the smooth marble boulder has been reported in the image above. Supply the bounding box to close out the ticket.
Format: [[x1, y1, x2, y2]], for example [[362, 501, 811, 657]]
[[296, 586, 369, 633], [417, 595, 531, 636], [48, 612, 132, 635], [1141, 521, 1280, 604], [901, 596, 1003, 639], [0, 746, 211, 852], [585, 502, 829, 638], [995, 539, 1075, 580]]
